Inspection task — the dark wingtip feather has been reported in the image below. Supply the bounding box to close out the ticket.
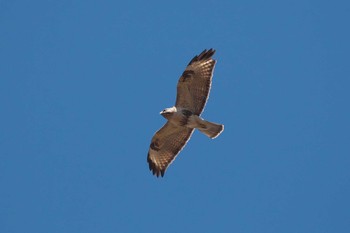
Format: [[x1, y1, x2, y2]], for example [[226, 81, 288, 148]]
[[147, 153, 165, 178], [188, 48, 216, 65]]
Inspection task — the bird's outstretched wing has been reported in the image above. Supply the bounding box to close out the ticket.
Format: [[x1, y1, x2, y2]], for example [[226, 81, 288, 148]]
[[147, 122, 194, 177], [175, 49, 216, 115]]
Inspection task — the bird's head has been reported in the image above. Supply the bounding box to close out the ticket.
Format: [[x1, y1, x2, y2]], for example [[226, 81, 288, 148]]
[[160, 107, 176, 119]]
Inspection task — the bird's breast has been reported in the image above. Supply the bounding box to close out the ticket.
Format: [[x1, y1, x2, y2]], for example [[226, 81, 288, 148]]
[[167, 109, 195, 127]]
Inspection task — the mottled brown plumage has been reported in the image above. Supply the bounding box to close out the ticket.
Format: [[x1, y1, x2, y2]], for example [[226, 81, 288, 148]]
[[147, 49, 223, 177], [176, 49, 216, 115], [147, 122, 194, 177]]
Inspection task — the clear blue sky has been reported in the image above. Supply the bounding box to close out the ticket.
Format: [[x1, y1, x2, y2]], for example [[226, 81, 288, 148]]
[[1, 1, 349, 232]]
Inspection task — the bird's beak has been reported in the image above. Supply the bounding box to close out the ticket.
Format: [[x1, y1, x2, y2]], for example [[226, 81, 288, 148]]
[[159, 111, 163, 115]]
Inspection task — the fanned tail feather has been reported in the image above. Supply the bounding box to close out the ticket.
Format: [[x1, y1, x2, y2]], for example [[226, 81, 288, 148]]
[[197, 120, 224, 139]]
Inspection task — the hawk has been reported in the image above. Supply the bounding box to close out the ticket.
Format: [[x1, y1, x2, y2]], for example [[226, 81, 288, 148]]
[[147, 49, 224, 177]]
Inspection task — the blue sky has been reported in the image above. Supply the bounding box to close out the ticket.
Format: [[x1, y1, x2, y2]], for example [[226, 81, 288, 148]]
[[1, 0, 349, 232]]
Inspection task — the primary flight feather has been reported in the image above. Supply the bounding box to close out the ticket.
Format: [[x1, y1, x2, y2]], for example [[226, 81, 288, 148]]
[[147, 49, 224, 177]]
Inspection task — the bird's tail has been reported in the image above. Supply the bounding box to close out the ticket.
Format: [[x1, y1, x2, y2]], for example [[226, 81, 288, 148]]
[[197, 119, 224, 139]]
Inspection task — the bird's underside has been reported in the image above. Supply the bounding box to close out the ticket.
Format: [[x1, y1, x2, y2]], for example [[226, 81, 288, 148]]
[[147, 49, 224, 177]]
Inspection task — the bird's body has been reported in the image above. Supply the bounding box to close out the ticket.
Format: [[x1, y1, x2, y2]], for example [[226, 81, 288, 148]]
[[147, 49, 224, 177], [160, 107, 223, 138], [160, 107, 193, 127]]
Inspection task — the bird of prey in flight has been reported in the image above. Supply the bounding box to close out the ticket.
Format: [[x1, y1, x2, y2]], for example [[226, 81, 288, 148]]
[[147, 49, 224, 177]]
